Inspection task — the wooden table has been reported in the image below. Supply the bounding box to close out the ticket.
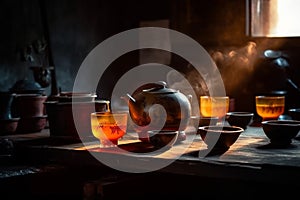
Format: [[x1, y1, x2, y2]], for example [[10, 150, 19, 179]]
[[4, 124, 300, 173], [2, 124, 300, 199]]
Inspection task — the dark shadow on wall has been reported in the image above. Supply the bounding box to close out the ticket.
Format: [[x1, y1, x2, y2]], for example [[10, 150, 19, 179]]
[[96, 48, 210, 113], [0, 0, 171, 94]]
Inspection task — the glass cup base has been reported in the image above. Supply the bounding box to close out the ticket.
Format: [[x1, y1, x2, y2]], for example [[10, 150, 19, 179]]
[[99, 139, 118, 148]]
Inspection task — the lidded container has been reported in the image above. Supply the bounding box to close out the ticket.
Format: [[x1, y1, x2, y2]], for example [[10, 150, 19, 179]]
[[9, 79, 47, 133], [126, 81, 192, 138], [45, 92, 110, 139]]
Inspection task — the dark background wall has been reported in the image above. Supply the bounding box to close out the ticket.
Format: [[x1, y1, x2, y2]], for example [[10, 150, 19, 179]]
[[1, 0, 300, 112], [0, 0, 170, 91], [0, 0, 43, 90]]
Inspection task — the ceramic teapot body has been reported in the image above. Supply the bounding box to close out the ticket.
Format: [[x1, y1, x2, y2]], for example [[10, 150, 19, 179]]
[[127, 81, 191, 132]]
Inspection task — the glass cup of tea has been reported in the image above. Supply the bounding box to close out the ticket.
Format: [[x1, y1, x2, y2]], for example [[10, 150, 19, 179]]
[[255, 95, 285, 121], [200, 96, 229, 120], [90, 112, 128, 148]]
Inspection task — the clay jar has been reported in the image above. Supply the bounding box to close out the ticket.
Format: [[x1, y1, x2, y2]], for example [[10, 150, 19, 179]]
[[12, 94, 47, 133], [13, 94, 47, 118], [45, 100, 110, 139]]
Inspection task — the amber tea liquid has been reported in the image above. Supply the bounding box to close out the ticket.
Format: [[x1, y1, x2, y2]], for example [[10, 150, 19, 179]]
[[200, 96, 229, 119], [91, 123, 127, 142], [91, 112, 128, 147], [255, 96, 285, 120]]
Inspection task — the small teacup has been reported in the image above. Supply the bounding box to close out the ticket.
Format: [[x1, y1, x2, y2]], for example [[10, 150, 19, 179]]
[[200, 96, 229, 119], [91, 112, 128, 147]]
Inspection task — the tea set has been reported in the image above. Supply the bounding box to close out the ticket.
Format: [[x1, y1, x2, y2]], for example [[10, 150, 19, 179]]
[[1, 80, 300, 154]]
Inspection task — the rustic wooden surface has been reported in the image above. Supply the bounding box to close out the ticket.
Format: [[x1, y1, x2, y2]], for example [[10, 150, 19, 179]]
[[2, 124, 300, 199], [2, 123, 300, 174], [6, 124, 299, 168], [183, 126, 300, 167]]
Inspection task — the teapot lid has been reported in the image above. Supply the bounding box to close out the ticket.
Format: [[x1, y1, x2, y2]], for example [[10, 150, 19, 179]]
[[141, 81, 177, 94]]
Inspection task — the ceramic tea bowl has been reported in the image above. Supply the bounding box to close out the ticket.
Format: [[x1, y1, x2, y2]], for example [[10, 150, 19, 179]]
[[147, 130, 179, 149], [261, 120, 300, 145], [198, 126, 244, 150], [226, 112, 254, 129]]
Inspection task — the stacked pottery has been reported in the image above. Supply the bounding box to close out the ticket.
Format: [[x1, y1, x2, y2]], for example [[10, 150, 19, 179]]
[[44, 92, 109, 140], [10, 79, 47, 133], [0, 92, 19, 135]]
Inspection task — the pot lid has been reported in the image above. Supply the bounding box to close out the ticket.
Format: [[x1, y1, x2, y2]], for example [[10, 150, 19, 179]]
[[10, 79, 45, 94], [57, 91, 97, 103], [141, 81, 177, 94], [59, 91, 97, 97]]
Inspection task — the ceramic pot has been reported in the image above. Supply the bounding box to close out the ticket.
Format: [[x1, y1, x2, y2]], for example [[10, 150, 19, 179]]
[[125, 81, 191, 142], [12, 94, 47, 118], [16, 115, 47, 133], [45, 100, 110, 139], [127, 81, 191, 130]]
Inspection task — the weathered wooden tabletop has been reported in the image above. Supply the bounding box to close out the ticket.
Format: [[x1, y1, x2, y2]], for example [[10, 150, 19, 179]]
[[3, 123, 300, 182], [4, 124, 300, 166]]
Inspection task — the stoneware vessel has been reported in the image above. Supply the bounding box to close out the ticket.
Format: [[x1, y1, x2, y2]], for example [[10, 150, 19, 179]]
[[125, 81, 191, 142]]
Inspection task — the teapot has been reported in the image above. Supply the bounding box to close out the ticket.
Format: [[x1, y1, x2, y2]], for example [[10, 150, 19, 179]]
[[126, 81, 192, 134]]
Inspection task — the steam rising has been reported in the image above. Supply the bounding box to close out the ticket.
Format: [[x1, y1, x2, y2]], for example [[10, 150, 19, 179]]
[[209, 41, 258, 97], [166, 41, 259, 112], [167, 42, 258, 99], [166, 68, 208, 116]]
